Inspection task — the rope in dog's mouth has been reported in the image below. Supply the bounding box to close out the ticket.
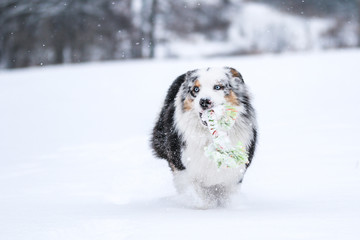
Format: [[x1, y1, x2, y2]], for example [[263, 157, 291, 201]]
[[200, 104, 249, 169]]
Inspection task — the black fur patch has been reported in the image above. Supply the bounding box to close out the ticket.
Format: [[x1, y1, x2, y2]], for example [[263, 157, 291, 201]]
[[151, 74, 186, 171], [246, 128, 257, 168]]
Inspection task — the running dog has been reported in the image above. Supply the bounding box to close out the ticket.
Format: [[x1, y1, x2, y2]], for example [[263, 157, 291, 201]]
[[151, 67, 257, 206]]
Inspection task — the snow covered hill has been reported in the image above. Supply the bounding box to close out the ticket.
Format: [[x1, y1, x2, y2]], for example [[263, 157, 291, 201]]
[[0, 50, 360, 239], [158, 2, 356, 58]]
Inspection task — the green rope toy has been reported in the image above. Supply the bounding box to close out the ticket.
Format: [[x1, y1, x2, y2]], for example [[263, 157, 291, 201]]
[[202, 104, 249, 168]]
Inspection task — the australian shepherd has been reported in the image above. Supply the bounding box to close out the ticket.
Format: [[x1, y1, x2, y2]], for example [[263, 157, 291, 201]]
[[151, 67, 257, 207]]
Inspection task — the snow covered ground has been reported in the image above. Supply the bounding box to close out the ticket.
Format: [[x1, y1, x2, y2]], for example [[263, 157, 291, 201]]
[[0, 50, 360, 239]]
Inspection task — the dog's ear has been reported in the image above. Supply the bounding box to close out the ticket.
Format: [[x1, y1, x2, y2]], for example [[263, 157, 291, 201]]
[[181, 69, 198, 94], [227, 67, 244, 84], [185, 69, 197, 80], [184, 69, 198, 88]]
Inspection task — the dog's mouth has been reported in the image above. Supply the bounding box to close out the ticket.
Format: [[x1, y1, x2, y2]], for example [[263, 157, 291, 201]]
[[199, 112, 208, 127]]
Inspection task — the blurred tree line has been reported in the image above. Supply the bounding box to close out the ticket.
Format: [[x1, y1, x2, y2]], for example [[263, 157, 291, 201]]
[[255, 0, 360, 48], [254, 0, 358, 17], [0, 0, 138, 68], [0, 0, 359, 69]]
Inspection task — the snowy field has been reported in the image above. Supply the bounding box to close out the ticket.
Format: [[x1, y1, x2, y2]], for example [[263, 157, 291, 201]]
[[1, 50, 360, 239]]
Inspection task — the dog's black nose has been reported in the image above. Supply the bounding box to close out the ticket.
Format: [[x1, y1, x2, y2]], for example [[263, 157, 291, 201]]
[[200, 98, 212, 110]]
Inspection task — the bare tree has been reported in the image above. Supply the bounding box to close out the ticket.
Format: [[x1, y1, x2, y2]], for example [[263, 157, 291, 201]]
[[148, 0, 158, 58]]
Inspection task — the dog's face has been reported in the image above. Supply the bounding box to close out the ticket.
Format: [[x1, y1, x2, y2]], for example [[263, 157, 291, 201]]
[[181, 67, 245, 119]]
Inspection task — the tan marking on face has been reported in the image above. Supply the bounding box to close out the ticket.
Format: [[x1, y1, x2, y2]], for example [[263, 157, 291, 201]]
[[194, 79, 201, 88], [183, 97, 193, 111], [230, 68, 241, 78], [225, 90, 240, 106]]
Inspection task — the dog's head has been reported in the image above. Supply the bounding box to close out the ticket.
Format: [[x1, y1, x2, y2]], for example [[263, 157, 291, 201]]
[[180, 67, 246, 119]]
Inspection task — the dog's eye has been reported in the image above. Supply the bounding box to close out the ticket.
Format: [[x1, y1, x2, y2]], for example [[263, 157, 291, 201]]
[[193, 86, 200, 93], [214, 85, 222, 90]]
